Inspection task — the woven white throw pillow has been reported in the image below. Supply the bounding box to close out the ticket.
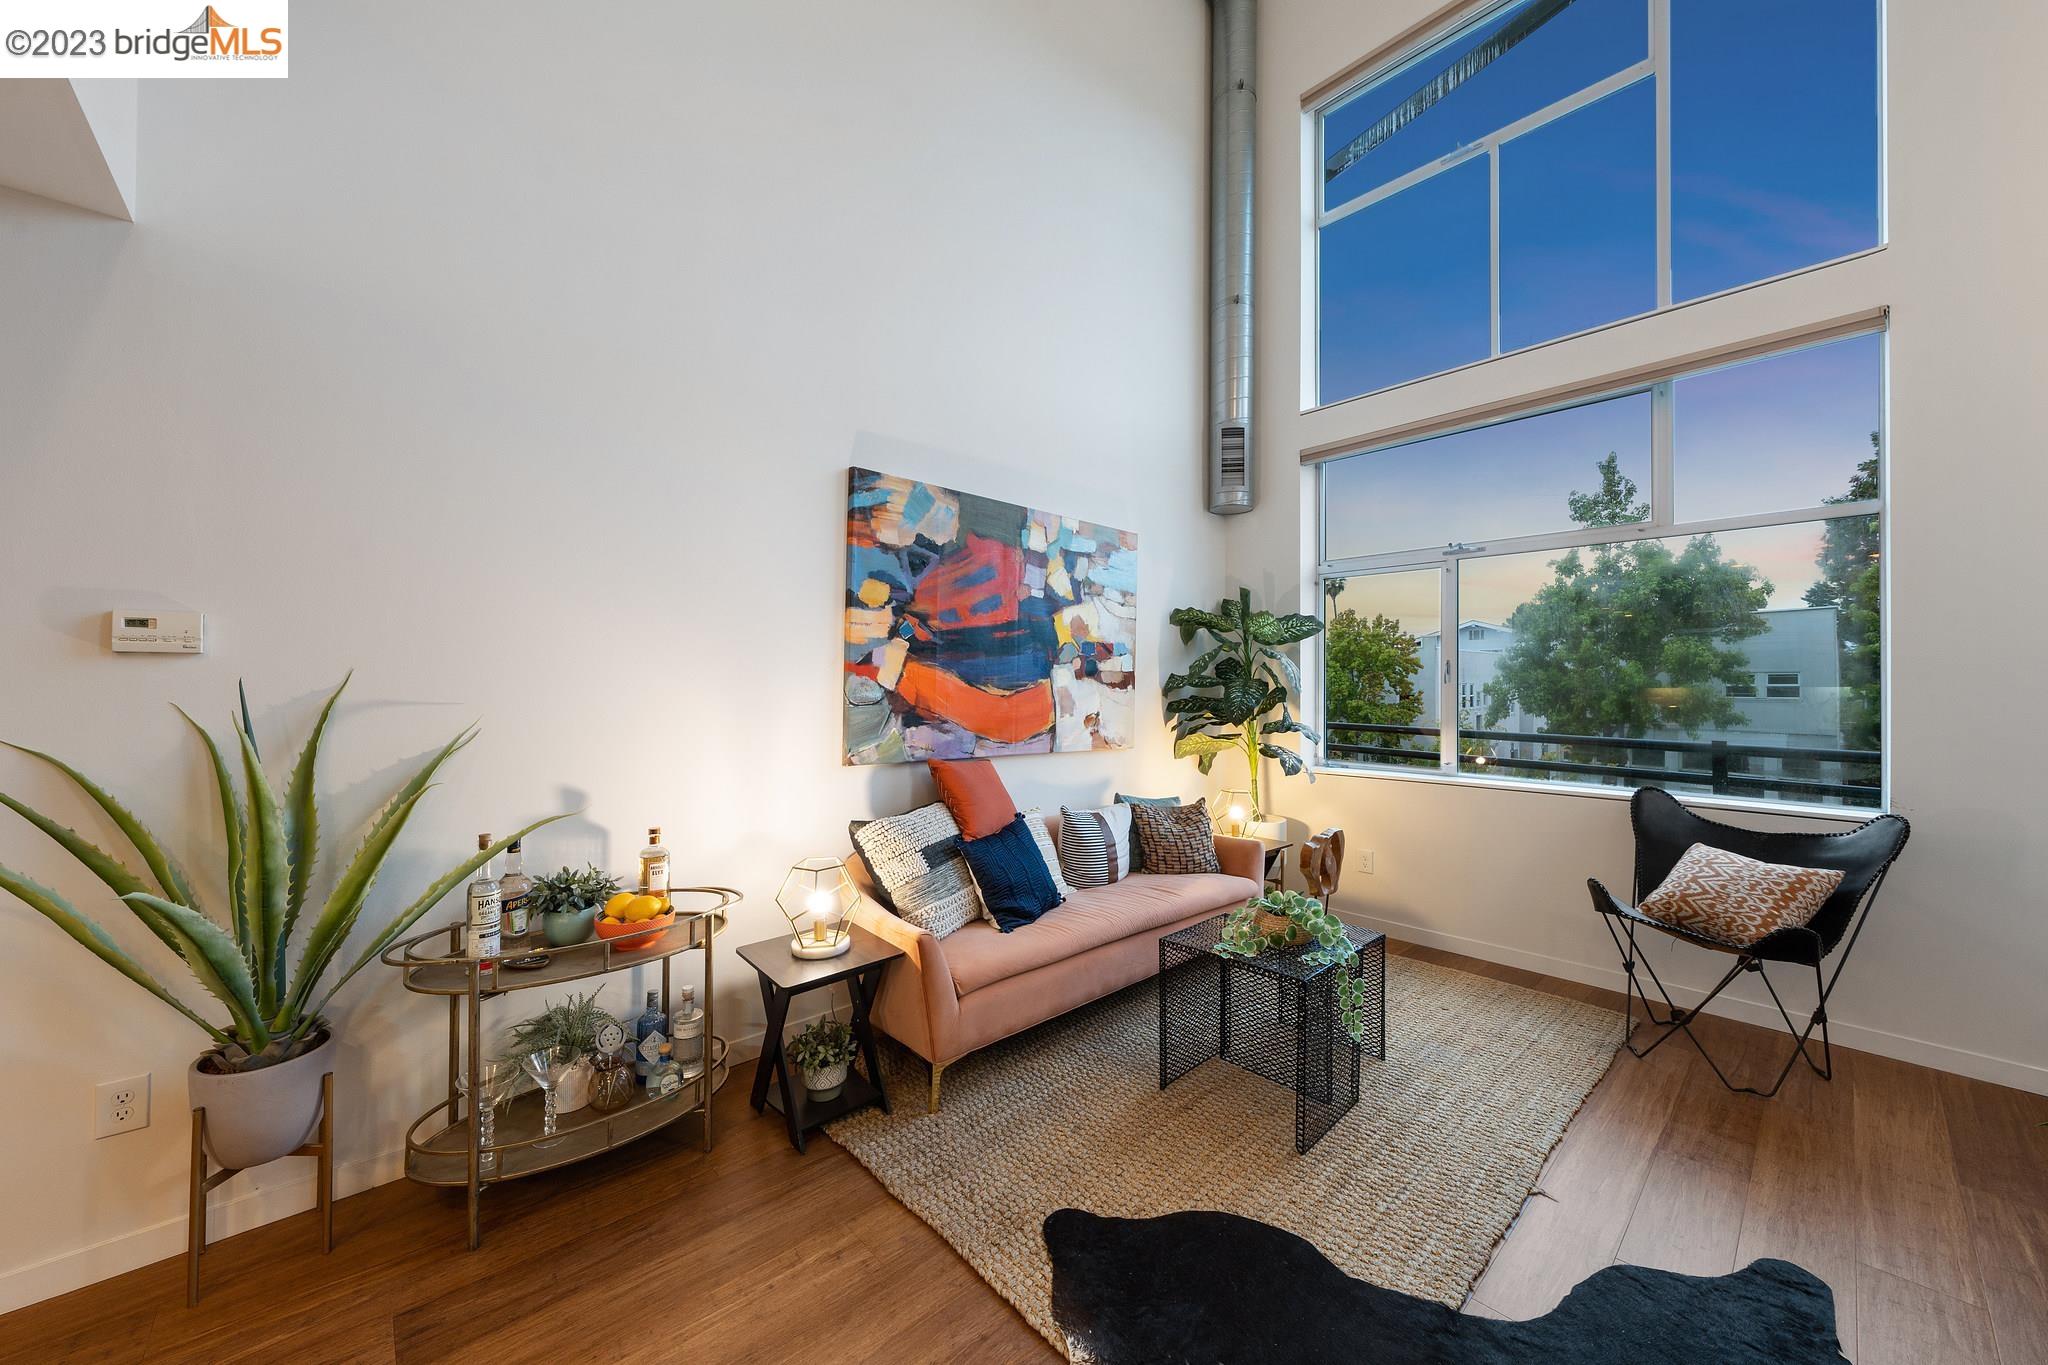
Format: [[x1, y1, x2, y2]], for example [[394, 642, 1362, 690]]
[[852, 802, 982, 939]]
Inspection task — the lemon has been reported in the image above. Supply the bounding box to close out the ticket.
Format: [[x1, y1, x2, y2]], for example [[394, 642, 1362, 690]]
[[605, 892, 638, 918], [622, 894, 666, 923]]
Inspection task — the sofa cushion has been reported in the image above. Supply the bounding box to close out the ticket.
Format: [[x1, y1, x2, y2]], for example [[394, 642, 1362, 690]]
[[1130, 798, 1222, 875], [1115, 793, 1180, 871], [1057, 803, 1133, 887], [1018, 807, 1073, 898], [929, 758, 1017, 840], [961, 814, 1063, 932], [942, 869, 1260, 997], [851, 802, 982, 939]]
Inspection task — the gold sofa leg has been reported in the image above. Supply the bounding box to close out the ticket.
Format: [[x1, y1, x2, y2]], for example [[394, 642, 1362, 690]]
[[928, 1061, 945, 1114]]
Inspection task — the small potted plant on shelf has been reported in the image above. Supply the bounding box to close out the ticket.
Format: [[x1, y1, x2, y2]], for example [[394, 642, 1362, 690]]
[[0, 674, 566, 1172], [526, 864, 621, 947], [787, 1017, 858, 1103], [1215, 890, 1373, 1044], [504, 990, 619, 1113]]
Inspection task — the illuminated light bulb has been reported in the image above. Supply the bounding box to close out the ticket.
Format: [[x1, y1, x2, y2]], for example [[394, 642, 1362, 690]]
[[805, 887, 834, 915]]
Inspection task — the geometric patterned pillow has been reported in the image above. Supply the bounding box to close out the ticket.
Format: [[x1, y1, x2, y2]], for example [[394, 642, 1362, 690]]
[[1128, 797, 1222, 876], [1637, 842, 1845, 947], [850, 802, 983, 939]]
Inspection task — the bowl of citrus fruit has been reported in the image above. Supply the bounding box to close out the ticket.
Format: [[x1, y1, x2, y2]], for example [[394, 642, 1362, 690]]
[[594, 890, 674, 952]]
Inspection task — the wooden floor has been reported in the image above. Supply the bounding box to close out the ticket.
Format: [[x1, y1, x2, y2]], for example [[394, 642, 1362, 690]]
[[4, 941, 2044, 1364]]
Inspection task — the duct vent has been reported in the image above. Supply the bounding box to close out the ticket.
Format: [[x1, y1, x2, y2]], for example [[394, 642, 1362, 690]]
[[1213, 425, 1249, 506]]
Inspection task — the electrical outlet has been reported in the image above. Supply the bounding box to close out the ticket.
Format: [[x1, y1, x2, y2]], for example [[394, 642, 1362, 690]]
[[95, 1074, 150, 1138], [1359, 849, 1375, 875]]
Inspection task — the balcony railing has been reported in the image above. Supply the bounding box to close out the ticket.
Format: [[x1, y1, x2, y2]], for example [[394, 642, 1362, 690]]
[[1324, 722, 1881, 806]]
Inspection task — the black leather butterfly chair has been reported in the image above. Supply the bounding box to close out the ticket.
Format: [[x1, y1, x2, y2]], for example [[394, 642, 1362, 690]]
[[1588, 787, 1910, 1098]]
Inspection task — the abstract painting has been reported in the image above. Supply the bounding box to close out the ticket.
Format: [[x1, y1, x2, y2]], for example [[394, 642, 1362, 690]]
[[845, 468, 1137, 764]]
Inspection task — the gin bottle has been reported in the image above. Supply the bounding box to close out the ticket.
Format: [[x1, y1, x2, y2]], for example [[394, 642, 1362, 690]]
[[671, 985, 706, 1079], [498, 838, 533, 938], [647, 1043, 682, 1100], [633, 989, 668, 1083], [465, 835, 501, 974]]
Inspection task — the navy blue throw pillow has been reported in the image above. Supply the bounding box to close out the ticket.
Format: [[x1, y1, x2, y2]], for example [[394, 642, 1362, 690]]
[[961, 813, 1063, 932]]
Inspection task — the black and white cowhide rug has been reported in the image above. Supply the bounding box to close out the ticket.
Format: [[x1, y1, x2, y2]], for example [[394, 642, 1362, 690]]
[[1044, 1209, 1847, 1365]]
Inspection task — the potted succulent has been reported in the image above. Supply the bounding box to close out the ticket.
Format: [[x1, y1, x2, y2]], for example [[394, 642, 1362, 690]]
[[525, 863, 621, 947], [787, 1017, 859, 1103], [504, 990, 618, 1112], [1215, 890, 1373, 1044], [0, 675, 566, 1171]]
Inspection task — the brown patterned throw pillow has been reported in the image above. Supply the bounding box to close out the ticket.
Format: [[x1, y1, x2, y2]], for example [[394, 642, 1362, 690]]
[[1637, 843, 1844, 946], [1130, 798, 1222, 876]]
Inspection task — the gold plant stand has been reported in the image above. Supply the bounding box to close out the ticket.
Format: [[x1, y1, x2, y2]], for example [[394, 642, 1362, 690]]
[[187, 1071, 333, 1306], [381, 886, 736, 1250]]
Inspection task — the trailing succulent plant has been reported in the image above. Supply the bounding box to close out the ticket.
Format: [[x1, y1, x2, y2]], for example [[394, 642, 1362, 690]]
[[524, 864, 621, 919], [504, 990, 619, 1063], [787, 1016, 858, 1073], [1216, 890, 1373, 1045], [1163, 587, 1325, 818], [0, 675, 567, 1072]]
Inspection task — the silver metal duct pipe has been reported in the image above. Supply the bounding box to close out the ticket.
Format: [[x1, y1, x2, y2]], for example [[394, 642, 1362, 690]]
[[1207, 0, 1256, 515]]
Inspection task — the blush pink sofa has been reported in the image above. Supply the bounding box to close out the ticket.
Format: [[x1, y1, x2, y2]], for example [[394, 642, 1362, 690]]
[[850, 816, 1263, 1110]]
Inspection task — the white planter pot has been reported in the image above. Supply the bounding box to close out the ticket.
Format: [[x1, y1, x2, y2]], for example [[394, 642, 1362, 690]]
[[556, 1056, 594, 1113], [187, 1030, 336, 1171], [801, 1058, 850, 1104]]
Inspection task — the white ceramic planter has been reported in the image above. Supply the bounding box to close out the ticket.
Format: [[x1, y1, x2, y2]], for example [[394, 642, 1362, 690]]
[[187, 1030, 336, 1171], [555, 1056, 594, 1113], [802, 1058, 850, 1103]]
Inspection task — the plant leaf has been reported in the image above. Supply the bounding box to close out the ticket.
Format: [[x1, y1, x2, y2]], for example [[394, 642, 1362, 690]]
[[1259, 647, 1303, 695], [175, 705, 250, 975], [239, 680, 259, 761], [0, 864, 235, 1047], [1174, 733, 1241, 763], [1168, 607, 1231, 645], [125, 892, 269, 1048], [234, 722, 290, 1016], [0, 742, 197, 910], [1249, 613, 1325, 647], [304, 813, 572, 1028], [1258, 742, 1306, 777], [282, 674, 349, 976], [280, 783, 436, 1024]]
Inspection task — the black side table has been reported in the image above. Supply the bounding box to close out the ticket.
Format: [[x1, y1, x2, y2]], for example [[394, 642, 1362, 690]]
[[739, 926, 903, 1153], [1159, 913, 1386, 1154]]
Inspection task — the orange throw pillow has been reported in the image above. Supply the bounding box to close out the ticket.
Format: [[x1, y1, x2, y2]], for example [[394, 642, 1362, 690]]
[[1637, 843, 1845, 946], [928, 759, 1017, 840]]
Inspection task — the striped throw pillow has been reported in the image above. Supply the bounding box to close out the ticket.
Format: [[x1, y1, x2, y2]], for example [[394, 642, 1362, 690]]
[[1055, 804, 1133, 888], [1130, 797, 1222, 875], [851, 802, 982, 939]]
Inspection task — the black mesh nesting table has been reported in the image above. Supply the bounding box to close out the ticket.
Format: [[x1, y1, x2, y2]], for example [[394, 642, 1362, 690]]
[[1159, 913, 1386, 1154]]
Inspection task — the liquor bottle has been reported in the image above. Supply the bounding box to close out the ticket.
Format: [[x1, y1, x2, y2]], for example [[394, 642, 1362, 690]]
[[639, 827, 670, 905], [633, 988, 668, 1083], [671, 985, 706, 1079], [647, 1043, 682, 1100], [498, 839, 533, 938], [465, 834, 501, 975]]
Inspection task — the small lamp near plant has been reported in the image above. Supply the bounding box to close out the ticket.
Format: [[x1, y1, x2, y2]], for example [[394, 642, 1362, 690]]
[[776, 857, 858, 960], [1212, 788, 1256, 837]]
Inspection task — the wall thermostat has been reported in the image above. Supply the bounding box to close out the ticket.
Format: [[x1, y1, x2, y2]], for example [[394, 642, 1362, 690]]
[[109, 611, 205, 654]]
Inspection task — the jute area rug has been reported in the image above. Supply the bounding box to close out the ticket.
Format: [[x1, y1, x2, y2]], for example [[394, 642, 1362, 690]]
[[828, 954, 1619, 1355]]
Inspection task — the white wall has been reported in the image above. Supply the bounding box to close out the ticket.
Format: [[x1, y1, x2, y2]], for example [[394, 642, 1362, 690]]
[[1232, 0, 2048, 1092], [0, 0, 1220, 1309]]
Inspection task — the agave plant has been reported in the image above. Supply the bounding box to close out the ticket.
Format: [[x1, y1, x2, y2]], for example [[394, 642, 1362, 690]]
[[0, 675, 567, 1071], [1164, 588, 1325, 818]]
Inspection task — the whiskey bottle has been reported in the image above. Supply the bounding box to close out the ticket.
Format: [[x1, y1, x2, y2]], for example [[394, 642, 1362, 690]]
[[498, 839, 533, 938], [639, 827, 671, 906], [465, 834, 502, 974]]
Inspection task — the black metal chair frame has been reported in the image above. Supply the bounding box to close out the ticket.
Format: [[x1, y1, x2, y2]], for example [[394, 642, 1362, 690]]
[[1589, 787, 1909, 1098]]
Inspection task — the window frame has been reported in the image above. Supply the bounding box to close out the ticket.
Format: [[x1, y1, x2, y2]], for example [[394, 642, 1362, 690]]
[[1308, 0, 1888, 412], [1312, 324, 1887, 816]]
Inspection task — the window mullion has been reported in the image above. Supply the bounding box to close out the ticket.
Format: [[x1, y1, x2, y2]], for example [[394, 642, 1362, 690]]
[[1438, 559, 1459, 772], [1652, 0, 1672, 308], [1489, 145, 1502, 357], [1651, 380, 1675, 527]]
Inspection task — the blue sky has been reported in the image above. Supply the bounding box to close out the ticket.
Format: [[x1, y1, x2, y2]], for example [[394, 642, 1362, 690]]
[[1318, 0, 1880, 404]]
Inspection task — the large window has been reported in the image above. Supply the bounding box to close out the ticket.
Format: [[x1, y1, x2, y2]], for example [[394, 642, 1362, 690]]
[[1318, 330, 1884, 808], [1314, 0, 1882, 405]]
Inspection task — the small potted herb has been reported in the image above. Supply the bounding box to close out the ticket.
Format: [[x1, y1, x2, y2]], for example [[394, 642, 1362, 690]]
[[527, 864, 621, 946], [504, 990, 619, 1112], [787, 1018, 859, 1102]]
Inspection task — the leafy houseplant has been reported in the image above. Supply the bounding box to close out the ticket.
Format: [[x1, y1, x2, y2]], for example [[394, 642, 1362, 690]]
[[526, 863, 620, 946], [787, 1016, 859, 1101], [1164, 588, 1325, 819], [1215, 890, 1373, 1045], [0, 674, 566, 1167]]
